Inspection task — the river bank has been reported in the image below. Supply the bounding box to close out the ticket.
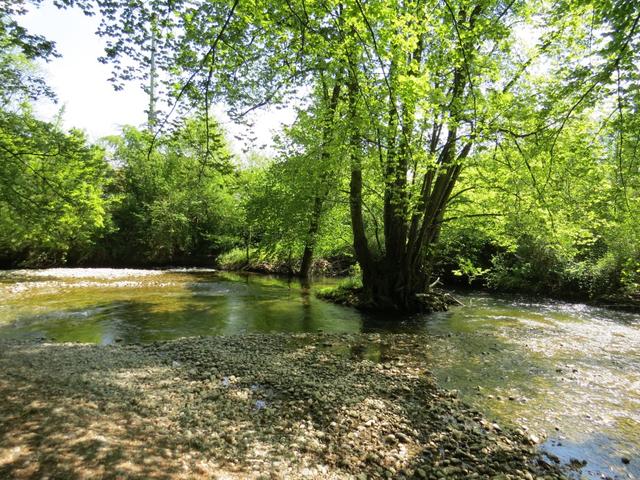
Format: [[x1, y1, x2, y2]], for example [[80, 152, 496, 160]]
[[4, 259, 639, 313], [0, 334, 566, 479]]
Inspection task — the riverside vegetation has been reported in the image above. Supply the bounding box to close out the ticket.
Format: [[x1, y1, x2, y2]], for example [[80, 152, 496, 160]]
[[1, 0, 640, 310]]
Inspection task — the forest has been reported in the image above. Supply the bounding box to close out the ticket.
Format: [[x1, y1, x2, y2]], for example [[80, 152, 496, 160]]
[[1, 0, 639, 311]]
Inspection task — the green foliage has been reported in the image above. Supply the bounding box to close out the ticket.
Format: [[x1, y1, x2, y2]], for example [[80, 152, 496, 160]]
[[0, 109, 110, 265], [217, 246, 252, 270], [0, 1, 69, 104], [437, 104, 640, 298], [83, 0, 640, 302], [2, 0, 640, 305], [102, 118, 238, 264], [0, 50, 53, 106], [242, 149, 352, 266], [216, 246, 296, 273], [236, 84, 354, 274], [316, 276, 364, 307]]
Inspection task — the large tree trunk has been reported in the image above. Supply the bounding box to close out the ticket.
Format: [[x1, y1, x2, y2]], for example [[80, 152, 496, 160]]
[[346, 70, 375, 297], [346, 71, 408, 309], [343, 6, 482, 312], [298, 75, 343, 279], [299, 194, 323, 278]]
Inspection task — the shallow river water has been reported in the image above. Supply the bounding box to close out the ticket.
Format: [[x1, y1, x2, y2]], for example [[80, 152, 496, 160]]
[[0, 268, 638, 479]]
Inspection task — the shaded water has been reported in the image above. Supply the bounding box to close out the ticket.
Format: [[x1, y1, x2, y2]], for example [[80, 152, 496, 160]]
[[0, 268, 638, 479]]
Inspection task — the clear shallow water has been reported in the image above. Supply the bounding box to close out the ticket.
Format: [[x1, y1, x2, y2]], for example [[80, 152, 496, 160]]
[[0, 269, 638, 479], [422, 294, 640, 480], [0, 269, 365, 342]]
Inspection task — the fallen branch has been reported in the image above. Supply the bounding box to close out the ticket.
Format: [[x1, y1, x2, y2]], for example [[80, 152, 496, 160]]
[[445, 293, 465, 307]]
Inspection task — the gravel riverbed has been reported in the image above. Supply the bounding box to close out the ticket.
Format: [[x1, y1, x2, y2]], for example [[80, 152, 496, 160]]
[[0, 334, 566, 479]]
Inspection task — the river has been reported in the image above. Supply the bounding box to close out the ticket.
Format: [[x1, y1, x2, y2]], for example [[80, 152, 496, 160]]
[[0, 268, 638, 479]]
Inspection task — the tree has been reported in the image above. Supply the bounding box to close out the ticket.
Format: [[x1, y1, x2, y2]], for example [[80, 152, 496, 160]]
[[0, 109, 110, 265], [70, 0, 640, 308], [246, 75, 348, 278], [103, 117, 238, 264], [83, 0, 531, 309], [244, 98, 352, 277]]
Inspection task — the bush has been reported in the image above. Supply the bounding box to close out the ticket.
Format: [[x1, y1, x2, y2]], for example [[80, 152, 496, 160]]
[[485, 234, 637, 299]]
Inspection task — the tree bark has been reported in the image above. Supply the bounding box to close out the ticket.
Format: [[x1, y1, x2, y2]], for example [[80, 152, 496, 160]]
[[298, 74, 343, 278], [299, 194, 323, 278]]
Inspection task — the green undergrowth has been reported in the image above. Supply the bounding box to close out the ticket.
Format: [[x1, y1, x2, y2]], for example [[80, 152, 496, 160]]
[[316, 276, 364, 307], [317, 276, 454, 313], [217, 247, 354, 276]]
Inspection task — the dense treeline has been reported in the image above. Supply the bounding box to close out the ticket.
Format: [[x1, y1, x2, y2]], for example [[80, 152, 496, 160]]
[[1, 0, 639, 309], [0, 113, 242, 267], [0, 110, 108, 266], [0, 14, 242, 266], [99, 120, 239, 265]]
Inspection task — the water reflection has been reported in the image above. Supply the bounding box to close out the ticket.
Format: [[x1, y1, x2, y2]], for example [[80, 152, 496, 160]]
[[0, 269, 638, 479], [0, 270, 364, 343]]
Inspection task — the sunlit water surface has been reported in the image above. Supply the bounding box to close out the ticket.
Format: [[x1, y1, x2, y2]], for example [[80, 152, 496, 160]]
[[0, 268, 638, 479]]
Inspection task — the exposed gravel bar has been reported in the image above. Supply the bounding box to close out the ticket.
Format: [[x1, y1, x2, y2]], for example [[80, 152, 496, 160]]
[[0, 334, 566, 479]]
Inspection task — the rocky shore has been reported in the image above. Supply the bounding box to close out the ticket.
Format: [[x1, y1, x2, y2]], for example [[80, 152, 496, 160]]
[[0, 334, 566, 479]]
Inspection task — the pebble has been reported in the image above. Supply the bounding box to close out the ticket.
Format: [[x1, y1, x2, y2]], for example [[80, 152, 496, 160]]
[[0, 334, 567, 480]]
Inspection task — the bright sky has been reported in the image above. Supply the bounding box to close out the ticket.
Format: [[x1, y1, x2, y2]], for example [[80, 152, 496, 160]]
[[20, 2, 295, 156]]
